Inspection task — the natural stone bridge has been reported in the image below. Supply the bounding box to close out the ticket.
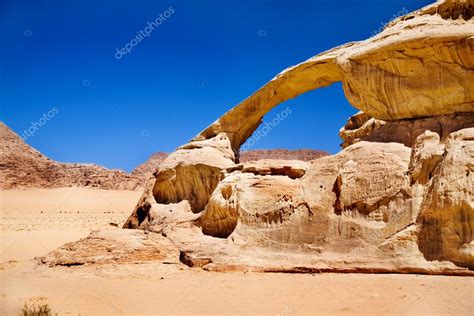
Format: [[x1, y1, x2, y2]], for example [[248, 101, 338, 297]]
[[125, 0, 473, 221], [119, 0, 474, 274]]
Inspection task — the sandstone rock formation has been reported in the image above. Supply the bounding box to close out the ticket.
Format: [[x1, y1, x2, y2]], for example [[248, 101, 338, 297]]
[[125, 0, 474, 229], [42, 0, 474, 275], [44, 129, 473, 274], [131, 149, 329, 180], [39, 229, 179, 266], [417, 128, 474, 270], [339, 111, 474, 148], [0, 122, 143, 190]]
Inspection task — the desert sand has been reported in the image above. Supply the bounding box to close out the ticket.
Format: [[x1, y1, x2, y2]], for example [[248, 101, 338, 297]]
[[1, 188, 473, 315]]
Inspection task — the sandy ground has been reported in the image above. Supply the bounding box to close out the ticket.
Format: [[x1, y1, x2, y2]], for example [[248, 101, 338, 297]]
[[1, 188, 473, 315], [0, 187, 141, 231]]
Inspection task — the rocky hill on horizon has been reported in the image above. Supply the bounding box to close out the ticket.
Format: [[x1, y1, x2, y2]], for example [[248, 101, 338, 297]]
[[131, 152, 169, 180], [0, 122, 143, 190]]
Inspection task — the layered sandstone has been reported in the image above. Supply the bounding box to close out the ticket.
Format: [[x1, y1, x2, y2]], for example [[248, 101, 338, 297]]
[[339, 111, 474, 148], [130, 149, 328, 180], [417, 128, 474, 269]]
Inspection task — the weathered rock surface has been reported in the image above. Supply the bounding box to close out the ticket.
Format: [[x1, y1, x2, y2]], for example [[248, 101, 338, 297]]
[[42, 129, 473, 274], [121, 130, 474, 274], [42, 1, 474, 275], [90, 128, 468, 275], [417, 128, 474, 269], [38, 229, 179, 266], [199, 159, 311, 238], [0, 122, 143, 190], [130, 149, 328, 180], [339, 111, 474, 148], [201, 142, 413, 250]]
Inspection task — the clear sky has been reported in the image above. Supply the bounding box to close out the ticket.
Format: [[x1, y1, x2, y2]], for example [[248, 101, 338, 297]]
[[0, 0, 432, 172]]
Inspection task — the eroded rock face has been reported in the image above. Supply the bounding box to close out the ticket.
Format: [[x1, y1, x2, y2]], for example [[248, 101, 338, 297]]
[[124, 133, 235, 226], [46, 129, 473, 275], [201, 142, 413, 249], [339, 112, 474, 148], [124, 0, 473, 232], [124, 148, 329, 228], [199, 160, 310, 239], [417, 128, 474, 269], [338, 16, 473, 121], [38, 229, 179, 266]]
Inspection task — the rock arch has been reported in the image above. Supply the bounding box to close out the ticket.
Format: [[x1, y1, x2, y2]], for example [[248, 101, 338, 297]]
[[195, 45, 346, 152], [124, 0, 474, 228]]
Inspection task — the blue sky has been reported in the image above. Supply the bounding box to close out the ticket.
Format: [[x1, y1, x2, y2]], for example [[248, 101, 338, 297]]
[[0, 0, 432, 172]]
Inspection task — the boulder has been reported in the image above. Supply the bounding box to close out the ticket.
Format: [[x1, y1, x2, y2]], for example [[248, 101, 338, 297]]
[[38, 229, 179, 266]]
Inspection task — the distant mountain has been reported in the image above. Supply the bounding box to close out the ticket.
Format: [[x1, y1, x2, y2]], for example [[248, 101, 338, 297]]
[[131, 149, 329, 179], [131, 152, 169, 179], [0, 122, 143, 190], [240, 149, 328, 162]]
